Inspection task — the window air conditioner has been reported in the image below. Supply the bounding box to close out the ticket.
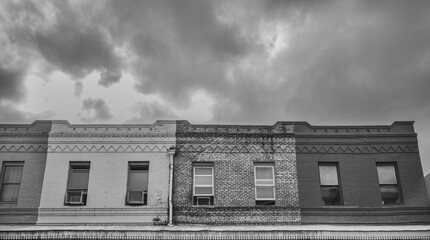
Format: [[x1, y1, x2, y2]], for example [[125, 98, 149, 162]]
[[196, 197, 211, 206], [127, 191, 147, 205], [66, 191, 86, 205]]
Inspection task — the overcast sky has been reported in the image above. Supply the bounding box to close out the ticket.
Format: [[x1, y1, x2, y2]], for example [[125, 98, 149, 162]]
[[0, 0, 429, 175]]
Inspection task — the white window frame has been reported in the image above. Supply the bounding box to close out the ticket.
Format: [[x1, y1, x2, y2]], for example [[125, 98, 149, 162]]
[[126, 162, 149, 205], [254, 165, 276, 201], [193, 166, 214, 196]]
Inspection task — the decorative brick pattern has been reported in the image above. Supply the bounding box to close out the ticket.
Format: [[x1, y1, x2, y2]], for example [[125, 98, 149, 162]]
[[173, 121, 300, 225]]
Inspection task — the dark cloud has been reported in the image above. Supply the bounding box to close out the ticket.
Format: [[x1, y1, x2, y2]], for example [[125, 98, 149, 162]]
[[126, 101, 178, 124], [4, 1, 122, 87], [79, 98, 113, 123], [102, 0, 251, 107], [1, 0, 430, 173], [99, 70, 122, 88], [0, 65, 26, 102], [206, 0, 430, 125]]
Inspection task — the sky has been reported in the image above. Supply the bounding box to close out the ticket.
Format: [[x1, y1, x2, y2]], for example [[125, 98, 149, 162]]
[[0, 0, 429, 175]]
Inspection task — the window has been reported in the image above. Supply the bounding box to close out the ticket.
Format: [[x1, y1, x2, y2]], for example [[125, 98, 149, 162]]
[[193, 163, 214, 205], [254, 163, 275, 205], [127, 162, 148, 205], [319, 163, 342, 205], [0, 162, 24, 203], [377, 163, 402, 205], [65, 162, 90, 205]]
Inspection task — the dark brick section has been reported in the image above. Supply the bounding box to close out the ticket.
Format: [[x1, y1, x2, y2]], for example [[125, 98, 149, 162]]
[[174, 206, 301, 224], [295, 121, 430, 224], [173, 121, 300, 225]]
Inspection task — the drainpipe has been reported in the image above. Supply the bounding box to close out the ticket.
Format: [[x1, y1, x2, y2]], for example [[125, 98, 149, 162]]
[[167, 146, 176, 226]]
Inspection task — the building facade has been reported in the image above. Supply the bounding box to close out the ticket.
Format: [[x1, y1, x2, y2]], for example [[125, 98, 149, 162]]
[[173, 121, 300, 224], [0, 120, 429, 238], [0, 120, 176, 225]]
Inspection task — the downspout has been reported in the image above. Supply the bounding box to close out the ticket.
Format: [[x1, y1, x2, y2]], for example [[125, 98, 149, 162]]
[[167, 146, 176, 226]]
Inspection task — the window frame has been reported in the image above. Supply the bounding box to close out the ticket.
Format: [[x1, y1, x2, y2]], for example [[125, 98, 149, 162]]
[[126, 162, 149, 205], [193, 163, 214, 206], [376, 162, 403, 205], [65, 162, 90, 206], [318, 162, 343, 206], [254, 163, 276, 202], [0, 161, 24, 203]]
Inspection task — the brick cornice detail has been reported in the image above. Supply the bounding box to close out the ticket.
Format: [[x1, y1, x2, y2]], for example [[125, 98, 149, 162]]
[[177, 144, 295, 153], [295, 144, 418, 153], [0, 144, 174, 152]]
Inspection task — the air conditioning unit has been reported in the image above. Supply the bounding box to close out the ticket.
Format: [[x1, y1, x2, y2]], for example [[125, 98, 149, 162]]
[[127, 191, 147, 205], [196, 197, 211, 206], [66, 191, 86, 205]]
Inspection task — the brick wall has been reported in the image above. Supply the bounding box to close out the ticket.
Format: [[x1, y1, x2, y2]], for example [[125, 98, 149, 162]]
[[295, 121, 430, 224], [173, 121, 300, 224]]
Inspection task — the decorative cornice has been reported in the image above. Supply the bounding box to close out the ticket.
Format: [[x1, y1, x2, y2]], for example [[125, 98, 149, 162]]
[[295, 145, 418, 153], [0, 144, 175, 153], [295, 134, 417, 139], [177, 121, 294, 134], [48, 133, 175, 138], [0, 133, 49, 138], [0, 229, 429, 240], [178, 144, 295, 153]]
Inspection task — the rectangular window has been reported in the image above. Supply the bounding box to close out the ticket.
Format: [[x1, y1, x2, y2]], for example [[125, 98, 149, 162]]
[[0, 162, 24, 203], [254, 163, 275, 205], [65, 162, 90, 205], [193, 163, 214, 205], [377, 163, 402, 205], [127, 162, 149, 205], [319, 163, 342, 205]]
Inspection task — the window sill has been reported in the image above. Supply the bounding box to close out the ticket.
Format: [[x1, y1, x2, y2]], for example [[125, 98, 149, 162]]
[[0, 202, 18, 207]]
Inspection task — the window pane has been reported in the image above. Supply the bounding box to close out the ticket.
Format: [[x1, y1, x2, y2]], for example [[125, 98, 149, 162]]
[[69, 169, 89, 189], [3, 166, 23, 184], [195, 176, 212, 185], [195, 167, 212, 175], [128, 171, 148, 190], [319, 165, 338, 186], [256, 167, 273, 180], [321, 186, 340, 205], [377, 165, 397, 184], [1, 185, 20, 202], [256, 186, 274, 199], [195, 186, 213, 195]]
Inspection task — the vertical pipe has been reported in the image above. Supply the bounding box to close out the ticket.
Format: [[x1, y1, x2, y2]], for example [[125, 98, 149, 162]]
[[167, 147, 175, 226]]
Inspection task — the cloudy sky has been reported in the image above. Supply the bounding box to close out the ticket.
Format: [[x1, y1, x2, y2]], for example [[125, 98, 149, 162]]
[[0, 0, 429, 174]]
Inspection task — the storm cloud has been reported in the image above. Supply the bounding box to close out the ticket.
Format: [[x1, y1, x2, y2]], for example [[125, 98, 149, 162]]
[[79, 98, 114, 123], [0, 0, 429, 173]]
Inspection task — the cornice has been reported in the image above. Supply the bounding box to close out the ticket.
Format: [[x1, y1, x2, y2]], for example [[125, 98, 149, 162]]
[[0, 229, 429, 240], [177, 144, 295, 153], [0, 144, 175, 153], [295, 133, 417, 139], [48, 132, 175, 138], [295, 145, 418, 154], [0, 133, 49, 138]]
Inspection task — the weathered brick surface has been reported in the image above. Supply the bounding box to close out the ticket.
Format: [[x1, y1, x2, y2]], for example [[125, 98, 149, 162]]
[[173, 121, 300, 224], [294, 121, 430, 224]]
